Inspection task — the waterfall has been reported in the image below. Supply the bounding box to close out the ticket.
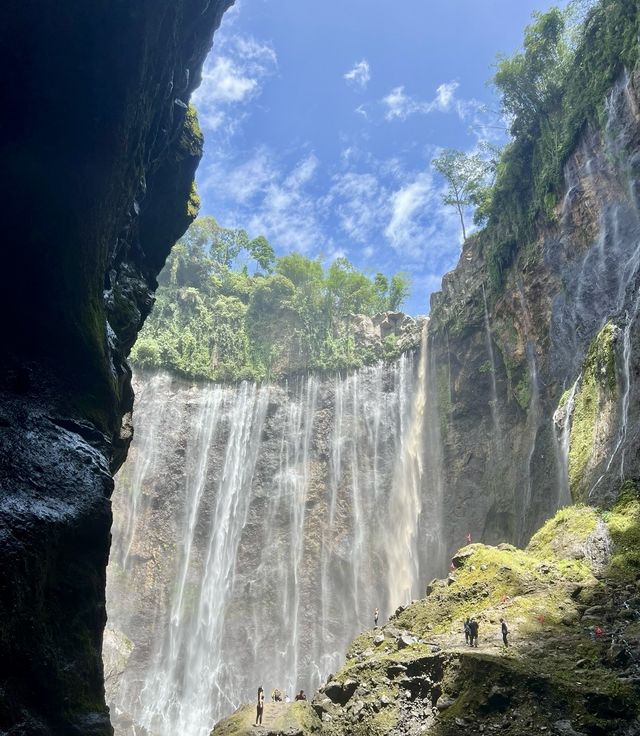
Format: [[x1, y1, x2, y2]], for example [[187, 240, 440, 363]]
[[106, 336, 443, 736], [552, 376, 580, 506], [481, 283, 502, 452], [515, 281, 542, 543], [385, 321, 428, 608]]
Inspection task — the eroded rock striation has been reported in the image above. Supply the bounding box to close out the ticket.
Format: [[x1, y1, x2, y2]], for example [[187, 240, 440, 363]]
[[0, 2, 233, 733]]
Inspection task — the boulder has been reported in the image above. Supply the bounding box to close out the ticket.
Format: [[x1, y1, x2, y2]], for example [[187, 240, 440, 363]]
[[324, 681, 344, 703], [397, 634, 417, 649], [436, 695, 456, 711]]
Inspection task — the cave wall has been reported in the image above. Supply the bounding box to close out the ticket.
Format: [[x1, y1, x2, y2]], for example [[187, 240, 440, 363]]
[[0, 2, 233, 734], [428, 69, 640, 557]]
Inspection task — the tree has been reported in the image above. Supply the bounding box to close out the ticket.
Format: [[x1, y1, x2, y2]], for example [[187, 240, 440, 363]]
[[247, 235, 275, 272], [433, 150, 490, 241], [493, 8, 568, 140], [388, 273, 410, 311]]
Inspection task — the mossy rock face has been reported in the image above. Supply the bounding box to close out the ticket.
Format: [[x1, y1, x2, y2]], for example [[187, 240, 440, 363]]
[[568, 322, 619, 501], [211, 701, 322, 736], [316, 499, 640, 735]]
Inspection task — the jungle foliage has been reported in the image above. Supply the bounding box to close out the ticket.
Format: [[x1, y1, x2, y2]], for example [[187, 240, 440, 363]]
[[131, 217, 411, 381], [432, 0, 638, 292], [483, 0, 639, 289]]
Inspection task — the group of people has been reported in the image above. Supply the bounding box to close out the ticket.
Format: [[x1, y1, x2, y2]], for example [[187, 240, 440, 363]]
[[255, 687, 307, 725], [463, 617, 509, 647]]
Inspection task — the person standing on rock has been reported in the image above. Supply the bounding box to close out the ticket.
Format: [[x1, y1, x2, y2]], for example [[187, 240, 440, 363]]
[[464, 617, 471, 645], [374, 608, 379, 626], [500, 618, 509, 647], [256, 686, 265, 725], [469, 618, 479, 647]]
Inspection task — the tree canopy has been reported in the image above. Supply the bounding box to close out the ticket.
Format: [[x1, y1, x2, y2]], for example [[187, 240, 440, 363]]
[[132, 218, 411, 381]]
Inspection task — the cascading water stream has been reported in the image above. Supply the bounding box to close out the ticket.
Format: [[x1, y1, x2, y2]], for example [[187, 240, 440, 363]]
[[515, 281, 542, 543], [106, 332, 444, 736], [385, 322, 429, 609], [481, 283, 502, 453], [552, 376, 580, 507]]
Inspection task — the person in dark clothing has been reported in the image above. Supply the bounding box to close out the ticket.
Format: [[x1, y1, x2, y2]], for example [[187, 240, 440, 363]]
[[500, 618, 509, 647], [464, 617, 471, 645], [295, 690, 307, 701], [256, 687, 265, 725], [469, 618, 479, 647]]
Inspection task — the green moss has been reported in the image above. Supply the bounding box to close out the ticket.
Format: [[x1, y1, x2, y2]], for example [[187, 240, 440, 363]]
[[187, 180, 201, 220], [603, 481, 640, 580], [558, 386, 572, 410], [326, 496, 640, 736], [366, 705, 399, 735], [211, 702, 321, 736], [514, 374, 532, 409], [568, 322, 618, 499], [527, 505, 598, 559], [436, 363, 452, 440]]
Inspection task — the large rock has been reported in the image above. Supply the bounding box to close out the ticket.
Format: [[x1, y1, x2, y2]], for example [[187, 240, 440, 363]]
[[0, 1, 233, 733]]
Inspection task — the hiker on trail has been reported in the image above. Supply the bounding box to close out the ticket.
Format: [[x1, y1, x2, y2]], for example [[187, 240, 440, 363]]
[[374, 608, 379, 626], [295, 690, 307, 701], [500, 618, 509, 647], [256, 687, 265, 725], [271, 688, 282, 702], [464, 617, 471, 645], [469, 618, 479, 647]]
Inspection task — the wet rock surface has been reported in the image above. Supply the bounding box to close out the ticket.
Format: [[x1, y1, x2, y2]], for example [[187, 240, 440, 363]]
[[0, 1, 233, 733], [428, 69, 640, 555]]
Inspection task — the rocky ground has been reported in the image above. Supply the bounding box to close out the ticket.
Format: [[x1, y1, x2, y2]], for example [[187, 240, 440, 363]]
[[313, 484, 640, 736], [213, 483, 640, 736]]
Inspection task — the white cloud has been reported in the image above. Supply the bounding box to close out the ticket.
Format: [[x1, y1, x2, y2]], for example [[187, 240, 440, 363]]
[[382, 80, 461, 121], [433, 81, 459, 112], [385, 172, 435, 252], [326, 171, 389, 243], [384, 169, 464, 262], [192, 35, 277, 133], [221, 147, 277, 204], [203, 56, 257, 104], [382, 86, 415, 121], [344, 60, 371, 89], [204, 150, 325, 252]]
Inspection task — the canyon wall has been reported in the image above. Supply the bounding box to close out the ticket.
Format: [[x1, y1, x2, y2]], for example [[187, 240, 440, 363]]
[[0, 2, 233, 734], [430, 69, 640, 556]]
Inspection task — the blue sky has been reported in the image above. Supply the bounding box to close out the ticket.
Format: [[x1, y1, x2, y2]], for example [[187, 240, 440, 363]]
[[193, 0, 568, 315]]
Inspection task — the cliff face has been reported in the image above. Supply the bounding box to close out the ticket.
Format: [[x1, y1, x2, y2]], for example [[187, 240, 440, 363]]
[[428, 69, 640, 555], [0, 2, 232, 734]]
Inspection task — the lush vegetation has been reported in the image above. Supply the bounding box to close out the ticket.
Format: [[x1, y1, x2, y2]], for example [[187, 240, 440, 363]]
[[131, 217, 411, 381], [434, 0, 639, 291]]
